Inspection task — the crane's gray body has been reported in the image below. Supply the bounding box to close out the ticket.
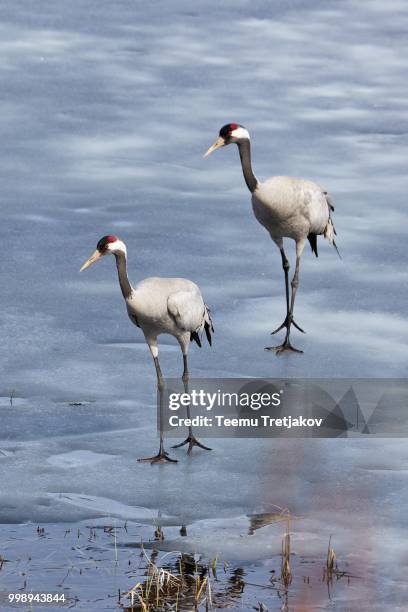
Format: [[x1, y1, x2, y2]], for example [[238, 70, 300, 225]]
[[125, 276, 209, 355], [252, 176, 332, 248]]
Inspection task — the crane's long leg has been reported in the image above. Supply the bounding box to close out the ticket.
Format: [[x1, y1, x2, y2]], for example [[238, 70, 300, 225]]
[[172, 356, 212, 454], [138, 346, 178, 464], [266, 253, 303, 355], [271, 248, 305, 335], [154, 356, 164, 386]]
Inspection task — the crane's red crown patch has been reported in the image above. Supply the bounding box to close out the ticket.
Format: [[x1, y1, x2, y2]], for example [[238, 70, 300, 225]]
[[97, 235, 118, 251], [219, 123, 241, 138]]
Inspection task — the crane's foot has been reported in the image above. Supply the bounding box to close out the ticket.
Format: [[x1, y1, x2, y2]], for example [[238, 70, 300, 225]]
[[137, 450, 178, 464], [265, 339, 303, 355], [271, 316, 305, 335], [172, 435, 212, 455]]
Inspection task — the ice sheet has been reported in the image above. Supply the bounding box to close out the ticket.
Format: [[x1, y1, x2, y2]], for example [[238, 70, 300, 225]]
[[0, 0, 407, 609]]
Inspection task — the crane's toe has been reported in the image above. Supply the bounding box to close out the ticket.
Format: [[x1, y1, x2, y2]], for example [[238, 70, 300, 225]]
[[292, 319, 306, 334], [271, 316, 305, 335], [265, 341, 304, 355], [172, 435, 212, 454], [137, 451, 178, 464]]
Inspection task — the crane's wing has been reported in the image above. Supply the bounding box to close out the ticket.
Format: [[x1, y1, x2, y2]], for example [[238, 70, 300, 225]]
[[167, 287, 205, 333]]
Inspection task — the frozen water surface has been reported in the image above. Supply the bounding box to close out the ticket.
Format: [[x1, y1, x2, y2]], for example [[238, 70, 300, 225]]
[[0, 0, 408, 609]]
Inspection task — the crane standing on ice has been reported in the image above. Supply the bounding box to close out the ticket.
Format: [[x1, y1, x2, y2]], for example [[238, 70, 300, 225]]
[[80, 235, 213, 462], [205, 123, 340, 354]]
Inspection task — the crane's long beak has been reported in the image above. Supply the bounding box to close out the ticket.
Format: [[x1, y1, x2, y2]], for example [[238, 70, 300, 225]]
[[80, 249, 102, 272], [203, 136, 225, 158]]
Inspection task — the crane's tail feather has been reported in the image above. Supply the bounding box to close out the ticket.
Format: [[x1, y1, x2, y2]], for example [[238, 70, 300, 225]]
[[190, 304, 214, 348], [307, 233, 318, 257], [203, 304, 214, 346], [324, 218, 342, 259], [324, 191, 335, 212], [323, 191, 341, 259], [204, 321, 212, 346], [333, 239, 342, 259], [190, 330, 202, 347]]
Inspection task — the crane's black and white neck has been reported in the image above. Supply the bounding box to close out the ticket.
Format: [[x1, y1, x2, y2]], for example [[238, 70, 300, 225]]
[[205, 123, 258, 193], [80, 234, 132, 297]]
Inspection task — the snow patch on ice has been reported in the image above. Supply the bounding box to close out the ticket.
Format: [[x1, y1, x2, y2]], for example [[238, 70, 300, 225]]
[[46, 450, 114, 468], [48, 492, 173, 522]]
